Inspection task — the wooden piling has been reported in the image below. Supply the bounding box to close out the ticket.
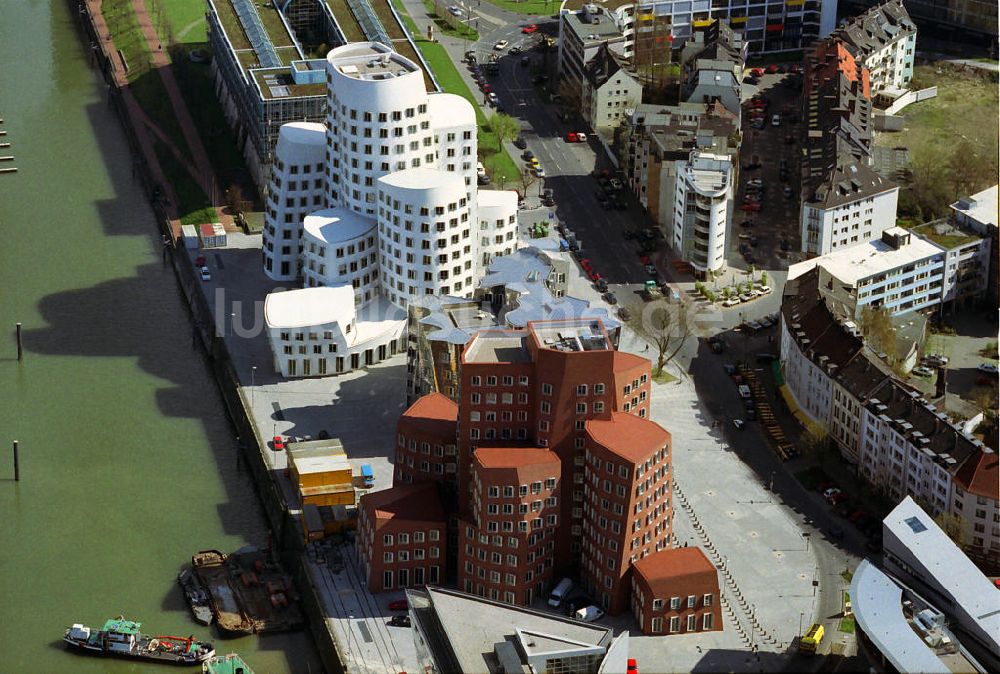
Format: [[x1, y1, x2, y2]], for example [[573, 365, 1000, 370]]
[[16, 323, 22, 361], [13, 441, 19, 481]]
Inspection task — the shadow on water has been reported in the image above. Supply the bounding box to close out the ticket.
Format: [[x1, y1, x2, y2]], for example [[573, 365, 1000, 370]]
[[19, 86, 320, 667]]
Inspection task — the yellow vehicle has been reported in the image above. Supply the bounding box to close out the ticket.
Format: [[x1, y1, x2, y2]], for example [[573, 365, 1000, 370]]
[[800, 623, 825, 653]]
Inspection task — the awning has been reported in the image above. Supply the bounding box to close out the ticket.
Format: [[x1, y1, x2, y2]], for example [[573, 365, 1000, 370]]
[[779, 384, 825, 437]]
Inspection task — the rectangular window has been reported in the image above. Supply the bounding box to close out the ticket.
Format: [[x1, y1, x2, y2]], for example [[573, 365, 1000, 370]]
[[703, 612, 714, 630], [669, 616, 680, 633], [651, 617, 663, 633], [687, 614, 697, 631]]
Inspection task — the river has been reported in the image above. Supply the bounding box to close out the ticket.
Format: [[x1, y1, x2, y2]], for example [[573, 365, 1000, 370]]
[[0, 2, 320, 672]]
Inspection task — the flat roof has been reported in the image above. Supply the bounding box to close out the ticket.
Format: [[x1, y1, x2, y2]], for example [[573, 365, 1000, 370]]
[[563, 11, 626, 44], [290, 448, 350, 476], [884, 497, 1000, 651], [303, 208, 377, 245], [951, 185, 998, 229], [463, 331, 531, 364], [414, 586, 612, 672], [251, 67, 326, 100], [561, 1, 635, 16], [850, 561, 953, 674], [328, 42, 419, 81], [264, 286, 355, 329], [530, 318, 611, 353], [815, 229, 943, 285]]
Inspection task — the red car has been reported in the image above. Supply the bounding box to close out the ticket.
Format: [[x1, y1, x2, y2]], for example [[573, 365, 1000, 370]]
[[638, 255, 651, 266], [195, 255, 206, 267], [627, 659, 639, 674], [589, 271, 602, 282], [579, 258, 592, 270], [272, 436, 285, 451], [829, 492, 849, 506], [565, 132, 578, 143], [388, 599, 408, 611], [522, 24, 538, 33], [481, 82, 492, 94], [741, 202, 761, 212], [750, 67, 764, 77], [766, 64, 779, 74]]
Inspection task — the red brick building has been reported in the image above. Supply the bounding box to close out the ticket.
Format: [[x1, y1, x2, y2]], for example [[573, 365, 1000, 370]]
[[357, 482, 446, 592], [458, 447, 561, 605], [630, 548, 723, 635], [582, 413, 673, 615], [395, 392, 459, 487], [357, 318, 674, 612]]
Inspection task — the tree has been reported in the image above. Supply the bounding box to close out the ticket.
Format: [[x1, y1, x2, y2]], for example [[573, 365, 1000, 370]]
[[760, 271, 768, 287], [858, 306, 896, 362], [519, 167, 538, 198], [488, 113, 520, 149], [628, 300, 692, 376]]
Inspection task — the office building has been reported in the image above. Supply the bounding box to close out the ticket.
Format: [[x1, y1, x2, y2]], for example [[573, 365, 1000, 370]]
[[261, 42, 518, 377], [630, 547, 723, 635]]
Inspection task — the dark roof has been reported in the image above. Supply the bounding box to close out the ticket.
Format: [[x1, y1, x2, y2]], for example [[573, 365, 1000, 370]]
[[804, 158, 894, 209], [584, 43, 633, 89], [834, 353, 894, 400], [833, 0, 916, 60], [680, 19, 742, 67], [781, 268, 865, 371]]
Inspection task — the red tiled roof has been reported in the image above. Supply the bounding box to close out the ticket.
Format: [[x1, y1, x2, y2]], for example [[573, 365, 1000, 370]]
[[474, 447, 560, 470], [633, 547, 716, 582], [361, 482, 445, 523], [398, 392, 458, 436], [954, 450, 1000, 500], [586, 412, 670, 463]]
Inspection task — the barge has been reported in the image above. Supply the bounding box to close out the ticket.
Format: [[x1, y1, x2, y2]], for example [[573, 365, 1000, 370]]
[[64, 616, 214, 665]]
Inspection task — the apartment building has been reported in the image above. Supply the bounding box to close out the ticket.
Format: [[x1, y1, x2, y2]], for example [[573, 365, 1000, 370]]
[[582, 45, 643, 136], [458, 447, 562, 605], [405, 245, 618, 405], [261, 42, 518, 377], [360, 319, 675, 610], [356, 482, 446, 592], [833, 0, 916, 95], [630, 547, 722, 635], [951, 185, 998, 307], [620, 101, 738, 278], [779, 270, 999, 569], [560, 0, 838, 55], [582, 413, 673, 614], [558, 5, 628, 103], [840, 0, 995, 46], [678, 20, 746, 121], [799, 37, 901, 257]]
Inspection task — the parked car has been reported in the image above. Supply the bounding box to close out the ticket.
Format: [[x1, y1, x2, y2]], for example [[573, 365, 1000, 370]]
[[199, 266, 211, 281], [604, 292, 618, 305], [534, 166, 546, 178], [513, 136, 527, 149], [783, 186, 794, 199], [522, 23, 539, 33], [977, 363, 998, 374], [272, 436, 285, 451], [766, 64, 779, 74], [618, 307, 632, 321], [576, 132, 588, 142], [509, 46, 522, 55], [388, 599, 408, 611], [565, 132, 578, 143], [575, 605, 605, 623], [520, 55, 530, 66], [923, 353, 949, 366], [823, 487, 841, 500], [494, 40, 509, 50], [733, 418, 745, 430], [388, 614, 411, 627], [771, 113, 781, 126], [448, 5, 462, 16], [912, 366, 934, 377]]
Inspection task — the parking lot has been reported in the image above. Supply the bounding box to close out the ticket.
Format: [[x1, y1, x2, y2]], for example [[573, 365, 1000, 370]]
[[734, 68, 806, 272]]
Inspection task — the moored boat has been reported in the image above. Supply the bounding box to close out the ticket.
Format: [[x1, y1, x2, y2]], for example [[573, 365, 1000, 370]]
[[203, 652, 255, 674], [178, 567, 214, 626], [64, 616, 214, 665]]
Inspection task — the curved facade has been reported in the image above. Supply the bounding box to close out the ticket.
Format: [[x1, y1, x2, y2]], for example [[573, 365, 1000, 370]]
[[428, 93, 478, 197], [301, 208, 379, 306], [263, 122, 327, 281], [325, 43, 434, 216], [673, 152, 732, 276], [377, 168, 474, 304], [477, 190, 520, 268]]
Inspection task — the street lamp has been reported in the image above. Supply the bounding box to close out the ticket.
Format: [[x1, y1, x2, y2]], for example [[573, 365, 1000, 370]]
[[251, 365, 257, 409], [230, 312, 236, 338], [799, 612, 804, 640]]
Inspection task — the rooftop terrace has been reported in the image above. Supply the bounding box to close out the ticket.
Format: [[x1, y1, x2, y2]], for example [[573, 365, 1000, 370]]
[[330, 43, 419, 81], [463, 330, 531, 364], [530, 318, 611, 353]]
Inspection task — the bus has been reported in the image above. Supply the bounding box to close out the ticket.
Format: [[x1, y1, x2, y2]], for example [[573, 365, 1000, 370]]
[[800, 623, 825, 653]]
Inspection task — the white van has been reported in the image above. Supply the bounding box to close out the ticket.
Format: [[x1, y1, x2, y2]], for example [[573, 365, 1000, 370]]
[[738, 384, 752, 399], [548, 578, 573, 607], [476, 162, 487, 177]]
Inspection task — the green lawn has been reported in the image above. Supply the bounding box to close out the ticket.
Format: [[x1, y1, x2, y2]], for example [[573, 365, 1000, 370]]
[[151, 0, 207, 44], [839, 616, 855, 634], [391, 0, 519, 181], [653, 370, 678, 384], [154, 140, 217, 227], [103, 0, 152, 81], [480, 0, 558, 15], [422, 0, 480, 41]]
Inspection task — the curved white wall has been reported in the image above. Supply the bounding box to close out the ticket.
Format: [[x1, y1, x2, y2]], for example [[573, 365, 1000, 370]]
[[377, 169, 475, 305], [429, 92, 478, 200], [477, 190, 519, 268], [300, 208, 380, 306], [325, 43, 435, 216], [264, 122, 327, 281]]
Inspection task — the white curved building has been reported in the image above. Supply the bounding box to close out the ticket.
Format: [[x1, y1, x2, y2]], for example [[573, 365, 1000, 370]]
[[301, 209, 379, 306], [265, 286, 405, 377], [263, 122, 327, 281], [260, 43, 519, 377], [477, 190, 520, 267], [377, 168, 474, 304], [672, 151, 732, 277], [325, 43, 435, 216]]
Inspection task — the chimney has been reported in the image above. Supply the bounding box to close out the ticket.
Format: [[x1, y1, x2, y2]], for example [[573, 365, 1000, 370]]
[[935, 366, 947, 399]]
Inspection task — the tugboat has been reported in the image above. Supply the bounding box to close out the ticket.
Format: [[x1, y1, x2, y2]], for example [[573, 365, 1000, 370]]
[[178, 567, 214, 625], [203, 652, 255, 673], [64, 616, 215, 665]]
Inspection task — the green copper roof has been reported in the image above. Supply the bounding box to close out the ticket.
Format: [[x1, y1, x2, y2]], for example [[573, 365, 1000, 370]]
[[204, 653, 255, 674], [102, 617, 141, 635]]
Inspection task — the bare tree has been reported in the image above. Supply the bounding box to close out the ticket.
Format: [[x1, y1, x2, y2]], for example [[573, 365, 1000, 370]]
[[858, 305, 896, 362], [629, 300, 692, 376], [519, 167, 537, 198], [488, 112, 520, 149]]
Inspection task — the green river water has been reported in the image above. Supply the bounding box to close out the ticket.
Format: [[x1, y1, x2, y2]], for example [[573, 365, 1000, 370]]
[[0, 3, 320, 672]]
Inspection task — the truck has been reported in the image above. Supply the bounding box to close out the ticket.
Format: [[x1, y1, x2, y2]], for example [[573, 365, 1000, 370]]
[[359, 464, 374, 489], [642, 280, 663, 301], [799, 623, 824, 653]]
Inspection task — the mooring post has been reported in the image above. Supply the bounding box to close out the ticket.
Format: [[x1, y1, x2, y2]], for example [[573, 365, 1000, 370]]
[[13, 440, 19, 481], [16, 322, 23, 361]]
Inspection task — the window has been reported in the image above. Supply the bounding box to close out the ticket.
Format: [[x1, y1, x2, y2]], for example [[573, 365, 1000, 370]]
[[383, 552, 394, 563], [383, 534, 393, 546], [687, 595, 696, 608], [652, 599, 663, 610], [670, 596, 680, 610], [703, 594, 713, 606], [702, 612, 714, 630], [577, 384, 588, 396], [651, 617, 663, 633], [687, 614, 697, 631]]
